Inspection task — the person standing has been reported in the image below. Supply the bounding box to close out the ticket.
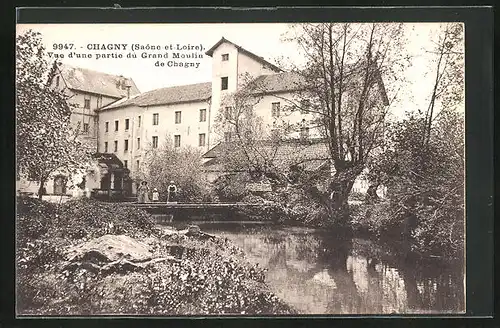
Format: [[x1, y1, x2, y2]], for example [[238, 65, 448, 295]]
[[152, 188, 160, 202], [167, 181, 177, 203], [137, 181, 150, 203]]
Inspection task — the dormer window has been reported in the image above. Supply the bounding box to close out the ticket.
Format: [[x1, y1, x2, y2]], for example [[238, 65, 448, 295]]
[[222, 54, 229, 61]]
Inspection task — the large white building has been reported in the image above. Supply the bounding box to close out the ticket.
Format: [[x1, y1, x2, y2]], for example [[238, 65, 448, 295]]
[[97, 38, 328, 172], [96, 37, 389, 195]]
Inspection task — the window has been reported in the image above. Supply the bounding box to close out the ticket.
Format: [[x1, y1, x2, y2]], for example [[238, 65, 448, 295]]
[[84, 95, 91, 109], [300, 127, 310, 140], [152, 136, 158, 148], [124, 160, 128, 169], [222, 53, 229, 61], [104, 141, 108, 152], [137, 137, 141, 149], [199, 108, 207, 122], [124, 139, 129, 151], [174, 135, 181, 147], [221, 77, 228, 90], [114, 140, 118, 152], [56, 76, 60, 87], [105, 121, 109, 132], [199, 133, 206, 147], [300, 99, 311, 114], [224, 131, 232, 142], [153, 113, 159, 125], [138, 115, 141, 127], [272, 102, 280, 117], [175, 111, 182, 124], [125, 119, 130, 130], [136, 160, 140, 169], [83, 123, 89, 133], [224, 106, 234, 120], [115, 120, 119, 131]]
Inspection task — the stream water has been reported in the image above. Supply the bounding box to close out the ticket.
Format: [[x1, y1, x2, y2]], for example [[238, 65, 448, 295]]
[[170, 220, 465, 315]]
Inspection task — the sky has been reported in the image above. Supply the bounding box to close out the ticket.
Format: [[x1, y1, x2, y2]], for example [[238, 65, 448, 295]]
[[16, 23, 459, 118]]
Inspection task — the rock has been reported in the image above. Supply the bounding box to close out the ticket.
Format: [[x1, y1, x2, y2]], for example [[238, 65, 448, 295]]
[[187, 225, 201, 235], [66, 234, 153, 264]]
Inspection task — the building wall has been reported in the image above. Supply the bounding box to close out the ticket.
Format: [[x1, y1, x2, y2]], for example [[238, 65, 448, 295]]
[[99, 105, 144, 174], [236, 51, 277, 87], [209, 43, 280, 146], [252, 92, 323, 139], [98, 99, 211, 179], [209, 42, 239, 146]]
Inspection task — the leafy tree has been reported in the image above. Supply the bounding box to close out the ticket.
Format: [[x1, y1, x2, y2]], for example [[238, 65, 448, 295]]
[[278, 23, 410, 222], [16, 30, 92, 199], [213, 73, 290, 183], [382, 109, 464, 257], [134, 136, 212, 202]]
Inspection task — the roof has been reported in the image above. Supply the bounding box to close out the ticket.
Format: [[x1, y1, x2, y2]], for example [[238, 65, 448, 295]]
[[248, 71, 307, 95], [202, 139, 331, 172], [206, 37, 282, 73], [101, 82, 212, 111], [55, 63, 141, 99], [92, 153, 129, 172]]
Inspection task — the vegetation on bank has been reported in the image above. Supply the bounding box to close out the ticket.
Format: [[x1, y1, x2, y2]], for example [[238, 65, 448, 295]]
[[16, 196, 296, 316]]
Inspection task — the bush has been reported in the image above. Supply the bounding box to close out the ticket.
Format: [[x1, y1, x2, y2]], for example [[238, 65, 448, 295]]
[[52, 198, 155, 240], [16, 196, 56, 242], [16, 196, 296, 316]]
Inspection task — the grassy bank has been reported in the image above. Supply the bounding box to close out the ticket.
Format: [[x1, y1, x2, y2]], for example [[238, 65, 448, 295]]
[[238, 190, 463, 262], [16, 196, 296, 316], [349, 201, 464, 262]]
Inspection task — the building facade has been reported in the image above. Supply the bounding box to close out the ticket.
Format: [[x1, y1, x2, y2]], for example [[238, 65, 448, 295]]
[[17, 63, 140, 197], [93, 37, 389, 196]]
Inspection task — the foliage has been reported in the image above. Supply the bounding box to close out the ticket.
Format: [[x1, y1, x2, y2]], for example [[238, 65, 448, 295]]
[[213, 173, 252, 202], [134, 136, 213, 202], [279, 23, 410, 216], [213, 73, 292, 184], [16, 30, 93, 198], [16, 197, 296, 315], [378, 109, 464, 257]]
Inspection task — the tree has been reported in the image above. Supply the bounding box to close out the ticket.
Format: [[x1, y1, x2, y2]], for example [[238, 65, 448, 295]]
[[381, 109, 464, 256], [213, 73, 294, 184], [16, 30, 92, 199], [134, 136, 211, 202], [422, 23, 464, 150], [279, 23, 409, 221]]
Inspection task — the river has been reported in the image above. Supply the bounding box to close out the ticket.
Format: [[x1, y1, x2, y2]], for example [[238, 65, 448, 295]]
[[171, 220, 465, 315]]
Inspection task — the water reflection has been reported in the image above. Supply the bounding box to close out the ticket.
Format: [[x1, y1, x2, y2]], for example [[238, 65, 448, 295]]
[[199, 223, 464, 315]]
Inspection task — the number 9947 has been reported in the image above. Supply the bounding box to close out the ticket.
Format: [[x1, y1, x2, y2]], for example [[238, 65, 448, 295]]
[[53, 43, 74, 50]]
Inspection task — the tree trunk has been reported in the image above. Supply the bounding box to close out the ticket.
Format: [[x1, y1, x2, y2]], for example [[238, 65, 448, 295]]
[[365, 183, 380, 204], [38, 177, 46, 200], [328, 175, 356, 226]]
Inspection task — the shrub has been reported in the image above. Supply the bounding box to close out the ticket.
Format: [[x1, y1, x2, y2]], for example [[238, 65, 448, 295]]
[[53, 198, 155, 240]]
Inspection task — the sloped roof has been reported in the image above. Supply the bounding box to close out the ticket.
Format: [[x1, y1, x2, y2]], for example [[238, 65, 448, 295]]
[[101, 82, 212, 111], [206, 37, 282, 73], [248, 71, 307, 95], [56, 63, 140, 99], [92, 153, 129, 172], [202, 139, 331, 172]]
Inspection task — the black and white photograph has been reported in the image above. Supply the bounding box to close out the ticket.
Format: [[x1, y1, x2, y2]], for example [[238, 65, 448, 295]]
[[15, 19, 467, 316]]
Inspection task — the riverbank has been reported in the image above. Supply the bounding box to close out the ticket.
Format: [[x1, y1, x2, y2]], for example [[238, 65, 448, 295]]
[[16, 197, 297, 316], [238, 191, 463, 263]]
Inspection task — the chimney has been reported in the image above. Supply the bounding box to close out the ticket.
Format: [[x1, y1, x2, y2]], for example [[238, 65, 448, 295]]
[[125, 79, 132, 99]]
